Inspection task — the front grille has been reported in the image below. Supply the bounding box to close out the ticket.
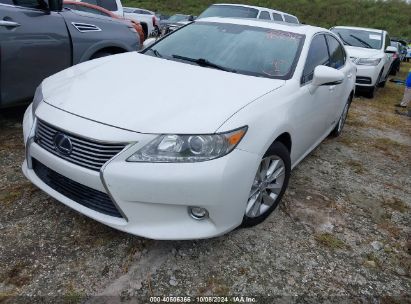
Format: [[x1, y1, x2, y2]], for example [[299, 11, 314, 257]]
[[356, 76, 372, 84], [33, 159, 123, 218], [35, 120, 126, 171]]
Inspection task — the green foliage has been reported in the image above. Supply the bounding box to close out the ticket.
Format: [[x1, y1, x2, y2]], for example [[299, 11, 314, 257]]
[[122, 0, 411, 38]]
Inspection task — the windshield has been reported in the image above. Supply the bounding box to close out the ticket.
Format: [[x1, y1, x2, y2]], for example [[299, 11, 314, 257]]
[[144, 22, 305, 79], [198, 5, 259, 19], [167, 15, 189, 22], [331, 28, 383, 50]]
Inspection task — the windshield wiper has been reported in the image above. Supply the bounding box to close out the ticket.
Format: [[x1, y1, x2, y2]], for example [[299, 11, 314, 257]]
[[148, 48, 163, 58], [172, 54, 237, 73], [337, 33, 351, 46], [349, 34, 372, 48]]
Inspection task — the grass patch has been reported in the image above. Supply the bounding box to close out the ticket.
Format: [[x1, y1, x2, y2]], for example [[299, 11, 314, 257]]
[[364, 253, 381, 268], [382, 197, 409, 213], [64, 290, 84, 304], [315, 233, 347, 250], [346, 159, 366, 174], [2, 262, 32, 288], [370, 137, 408, 160]]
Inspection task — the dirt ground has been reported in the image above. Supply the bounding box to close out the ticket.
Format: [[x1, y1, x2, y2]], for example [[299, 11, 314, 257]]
[[0, 63, 410, 304]]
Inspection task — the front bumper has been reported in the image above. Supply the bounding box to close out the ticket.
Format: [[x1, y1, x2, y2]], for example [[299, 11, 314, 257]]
[[354, 64, 382, 87], [22, 103, 260, 240]]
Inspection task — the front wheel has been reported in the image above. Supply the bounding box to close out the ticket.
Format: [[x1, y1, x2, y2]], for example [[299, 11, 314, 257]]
[[242, 142, 291, 227]]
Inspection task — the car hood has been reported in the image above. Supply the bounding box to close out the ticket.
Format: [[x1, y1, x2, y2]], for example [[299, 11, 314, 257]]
[[42, 52, 285, 134], [345, 46, 383, 59]]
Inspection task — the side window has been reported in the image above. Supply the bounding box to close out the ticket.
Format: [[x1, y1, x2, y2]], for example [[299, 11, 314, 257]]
[[284, 15, 299, 24], [302, 35, 330, 84], [98, 0, 117, 11], [272, 13, 283, 21], [13, 0, 44, 9], [384, 34, 391, 50], [0, 0, 13, 4], [258, 11, 271, 20], [326, 35, 346, 69]]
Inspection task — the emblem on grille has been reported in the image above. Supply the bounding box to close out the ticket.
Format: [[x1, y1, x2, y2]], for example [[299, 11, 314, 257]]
[[53, 133, 73, 156]]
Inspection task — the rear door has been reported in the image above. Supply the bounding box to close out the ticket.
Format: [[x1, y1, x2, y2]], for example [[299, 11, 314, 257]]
[[0, 0, 71, 107]]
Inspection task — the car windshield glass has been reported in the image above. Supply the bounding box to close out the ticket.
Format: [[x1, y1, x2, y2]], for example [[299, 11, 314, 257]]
[[144, 22, 305, 79], [198, 5, 259, 19], [167, 15, 189, 22], [331, 28, 382, 50]]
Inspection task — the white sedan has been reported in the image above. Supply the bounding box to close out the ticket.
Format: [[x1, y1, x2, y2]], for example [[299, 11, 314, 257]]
[[23, 17, 356, 240]]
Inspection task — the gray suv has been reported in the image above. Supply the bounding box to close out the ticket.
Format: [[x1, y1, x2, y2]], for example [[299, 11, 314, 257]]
[[0, 0, 139, 108]]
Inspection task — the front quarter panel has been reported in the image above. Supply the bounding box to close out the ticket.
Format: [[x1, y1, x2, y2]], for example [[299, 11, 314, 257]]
[[61, 11, 139, 63], [217, 81, 301, 165]]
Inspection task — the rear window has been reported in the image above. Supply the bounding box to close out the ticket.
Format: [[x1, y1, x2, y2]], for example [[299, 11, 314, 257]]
[[284, 15, 299, 24], [198, 5, 259, 19]]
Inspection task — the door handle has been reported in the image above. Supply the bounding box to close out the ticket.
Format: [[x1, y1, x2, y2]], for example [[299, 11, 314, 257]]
[[329, 85, 336, 92], [0, 20, 21, 27]]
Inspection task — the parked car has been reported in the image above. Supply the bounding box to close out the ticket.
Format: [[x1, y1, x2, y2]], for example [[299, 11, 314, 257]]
[[198, 3, 299, 24], [331, 26, 397, 98], [24, 17, 356, 240], [407, 45, 411, 62], [123, 7, 160, 37], [389, 41, 403, 75], [64, 0, 145, 44], [0, 0, 139, 108], [160, 14, 194, 35]]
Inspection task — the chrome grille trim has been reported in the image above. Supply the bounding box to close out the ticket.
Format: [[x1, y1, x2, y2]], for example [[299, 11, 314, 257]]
[[35, 120, 126, 171]]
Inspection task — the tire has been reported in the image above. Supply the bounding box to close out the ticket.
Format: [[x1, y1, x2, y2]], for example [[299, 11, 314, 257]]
[[91, 52, 113, 60], [330, 97, 351, 137], [366, 70, 383, 98], [242, 142, 291, 227]]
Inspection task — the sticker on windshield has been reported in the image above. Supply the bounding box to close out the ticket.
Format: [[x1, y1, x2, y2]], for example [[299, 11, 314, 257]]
[[369, 34, 381, 40]]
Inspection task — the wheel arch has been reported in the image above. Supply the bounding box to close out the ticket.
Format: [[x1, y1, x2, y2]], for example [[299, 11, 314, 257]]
[[272, 132, 292, 154]]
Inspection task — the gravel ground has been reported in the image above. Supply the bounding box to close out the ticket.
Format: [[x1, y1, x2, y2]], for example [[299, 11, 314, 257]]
[[1, 64, 410, 303]]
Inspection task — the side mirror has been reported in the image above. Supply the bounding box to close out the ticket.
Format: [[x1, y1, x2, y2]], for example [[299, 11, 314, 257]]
[[47, 0, 62, 11], [312, 65, 345, 87], [385, 46, 397, 54], [188, 15, 195, 22], [143, 38, 157, 49]]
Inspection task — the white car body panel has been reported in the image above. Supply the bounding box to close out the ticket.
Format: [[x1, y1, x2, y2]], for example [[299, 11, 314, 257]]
[[42, 52, 285, 134], [23, 18, 356, 240]]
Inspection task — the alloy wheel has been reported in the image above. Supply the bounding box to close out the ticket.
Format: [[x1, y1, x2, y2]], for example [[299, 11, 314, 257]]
[[246, 156, 286, 218]]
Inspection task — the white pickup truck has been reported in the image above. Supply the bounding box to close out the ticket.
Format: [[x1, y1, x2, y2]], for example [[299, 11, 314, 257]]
[[77, 0, 159, 37]]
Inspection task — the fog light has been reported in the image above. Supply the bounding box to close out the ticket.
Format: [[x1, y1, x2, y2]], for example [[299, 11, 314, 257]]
[[188, 207, 208, 220]]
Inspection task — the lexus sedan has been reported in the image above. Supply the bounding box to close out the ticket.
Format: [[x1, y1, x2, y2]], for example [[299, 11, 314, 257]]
[[23, 18, 356, 240]]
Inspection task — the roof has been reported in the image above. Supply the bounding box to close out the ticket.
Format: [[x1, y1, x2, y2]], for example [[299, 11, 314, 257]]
[[332, 26, 384, 34], [197, 17, 326, 36], [212, 3, 297, 17]]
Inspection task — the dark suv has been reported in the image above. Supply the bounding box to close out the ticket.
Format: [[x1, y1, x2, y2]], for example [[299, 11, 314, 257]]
[[0, 0, 139, 108]]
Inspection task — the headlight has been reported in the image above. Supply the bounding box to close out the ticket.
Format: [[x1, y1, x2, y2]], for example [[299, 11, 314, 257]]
[[356, 58, 382, 66], [32, 84, 43, 117], [127, 127, 247, 163]]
